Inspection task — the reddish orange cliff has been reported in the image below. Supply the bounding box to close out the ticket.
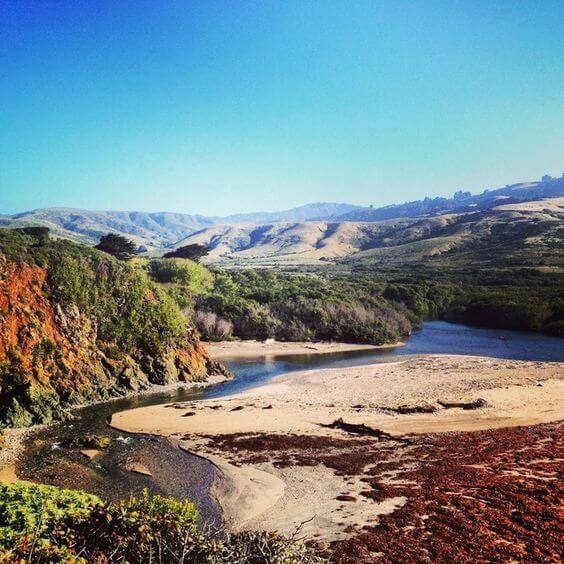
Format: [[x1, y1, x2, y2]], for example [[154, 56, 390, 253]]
[[0, 231, 227, 427]]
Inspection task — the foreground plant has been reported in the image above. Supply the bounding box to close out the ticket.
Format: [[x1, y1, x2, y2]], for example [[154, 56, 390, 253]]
[[0, 483, 323, 563]]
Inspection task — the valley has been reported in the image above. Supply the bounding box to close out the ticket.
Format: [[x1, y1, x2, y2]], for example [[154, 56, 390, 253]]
[[0, 178, 562, 562]]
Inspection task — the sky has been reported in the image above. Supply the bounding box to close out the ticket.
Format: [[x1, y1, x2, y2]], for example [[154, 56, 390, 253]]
[[1, 1, 563, 216]]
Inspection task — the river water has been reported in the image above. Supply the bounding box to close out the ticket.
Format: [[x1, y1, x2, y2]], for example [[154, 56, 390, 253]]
[[15, 321, 563, 524]]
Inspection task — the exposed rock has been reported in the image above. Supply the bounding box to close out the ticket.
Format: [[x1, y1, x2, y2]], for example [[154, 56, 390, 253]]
[[438, 398, 489, 410], [80, 449, 101, 459], [0, 242, 230, 427], [123, 461, 153, 476]]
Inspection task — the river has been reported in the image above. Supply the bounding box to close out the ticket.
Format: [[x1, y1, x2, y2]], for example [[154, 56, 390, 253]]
[[15, 321, 563, 525]]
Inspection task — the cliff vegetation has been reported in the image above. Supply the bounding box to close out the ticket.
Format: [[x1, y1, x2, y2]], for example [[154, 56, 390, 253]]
[[0, 228, 226, 427]]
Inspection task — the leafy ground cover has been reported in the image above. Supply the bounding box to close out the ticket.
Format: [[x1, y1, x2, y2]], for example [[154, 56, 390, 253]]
[[0, 483, 322, 563]]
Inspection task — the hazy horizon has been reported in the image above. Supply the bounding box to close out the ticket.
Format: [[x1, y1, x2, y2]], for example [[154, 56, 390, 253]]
[[5, 170, 562, 217], [1, 1, 563, 216]]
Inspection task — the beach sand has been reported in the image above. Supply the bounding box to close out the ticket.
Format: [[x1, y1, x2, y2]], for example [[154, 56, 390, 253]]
[[111, 354, 564, 543], [203, 339, 403, 360]]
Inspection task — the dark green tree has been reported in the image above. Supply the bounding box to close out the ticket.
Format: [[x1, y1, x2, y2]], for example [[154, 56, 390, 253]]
[[21, 226, 50, 245], [163, 244, 210, 262], [94, 233, 136, 261]]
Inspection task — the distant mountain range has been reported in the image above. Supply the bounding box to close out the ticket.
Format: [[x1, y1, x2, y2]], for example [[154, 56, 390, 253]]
[[214, 202, 363, 224], [1, 175, 562, 255], [0, 202, 363, 250], [174, 197, 564, 268]]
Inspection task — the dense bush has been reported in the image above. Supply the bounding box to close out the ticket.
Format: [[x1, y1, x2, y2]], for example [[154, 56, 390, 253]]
[[383, 269, 564, 335], [0, 482, 101, 561], [192, 270, 413, 344], [148, 258, 213, 292], [0, 483, 323, 563], [193, 310, 234, 340], [163, 243, 210, 261], [48, 251, 186, 357], [446, 293, 556, 332]]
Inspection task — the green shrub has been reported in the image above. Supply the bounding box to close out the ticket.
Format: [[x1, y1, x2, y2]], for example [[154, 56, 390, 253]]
[[47, 248, 187, 357], [21, 226, 50, 245], [0, 484, 324, 563], [0, 482, 101, 560], [148, 258, 213, 293], [74, 489, 209, 562], [189, 270, 413, 344]]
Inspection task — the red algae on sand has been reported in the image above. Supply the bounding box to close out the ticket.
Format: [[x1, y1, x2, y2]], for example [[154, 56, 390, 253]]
[[200, 422, 562, 562], [329, 422, 563, 563]]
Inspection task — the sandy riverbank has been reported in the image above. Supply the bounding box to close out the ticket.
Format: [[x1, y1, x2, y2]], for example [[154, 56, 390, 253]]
[[203, 339, 403, 360], [111, 354, 564, 544]]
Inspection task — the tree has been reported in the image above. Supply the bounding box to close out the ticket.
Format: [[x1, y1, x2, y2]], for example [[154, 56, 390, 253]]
[[21, 226, 50, 245], [163, 244, 210, 262], [94, 233, 136, 261]]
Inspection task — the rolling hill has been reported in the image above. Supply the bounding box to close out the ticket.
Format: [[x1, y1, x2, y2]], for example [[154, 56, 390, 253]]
[[175, 198, 564, 269], [338, 176, 564, 222], [0, 203, 359, 250], [1, 175, 562, 259], [0, 208, 214, 250]]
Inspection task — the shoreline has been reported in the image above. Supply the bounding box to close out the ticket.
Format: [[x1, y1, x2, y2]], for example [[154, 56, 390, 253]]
[[111, 354, 564, 542], [0, 372, 231, 485], [203, 339, 404, 360]]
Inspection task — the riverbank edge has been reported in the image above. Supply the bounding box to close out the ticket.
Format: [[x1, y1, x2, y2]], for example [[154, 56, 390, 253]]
[[0, 372, 231, 484], [203, 339, 405, 360]]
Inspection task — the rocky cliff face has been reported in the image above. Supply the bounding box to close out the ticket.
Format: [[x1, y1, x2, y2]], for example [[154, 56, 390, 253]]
[[0, 230, 227, 427]]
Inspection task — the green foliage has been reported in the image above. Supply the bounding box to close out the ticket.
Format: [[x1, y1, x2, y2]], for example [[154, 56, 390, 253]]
[[45, 244, 187, 357], [383, 269, 564, 334], [0, 228, 52, 264], [94, 232, 137, 260], [0, 484, 323, 563], [21, 226, 50, 245], [192, 270, 412, 344], [74, 489, 209, 562], [148, 258, 213, 293], [163, 243, 210, 261], [0, 482, 101, 560]]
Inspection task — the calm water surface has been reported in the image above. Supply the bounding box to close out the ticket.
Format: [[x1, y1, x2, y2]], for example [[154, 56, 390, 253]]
[[206, 320, 564, 398]]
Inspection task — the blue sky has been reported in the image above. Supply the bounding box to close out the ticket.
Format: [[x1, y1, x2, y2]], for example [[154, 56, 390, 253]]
[[1, 1, 563, 215]]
